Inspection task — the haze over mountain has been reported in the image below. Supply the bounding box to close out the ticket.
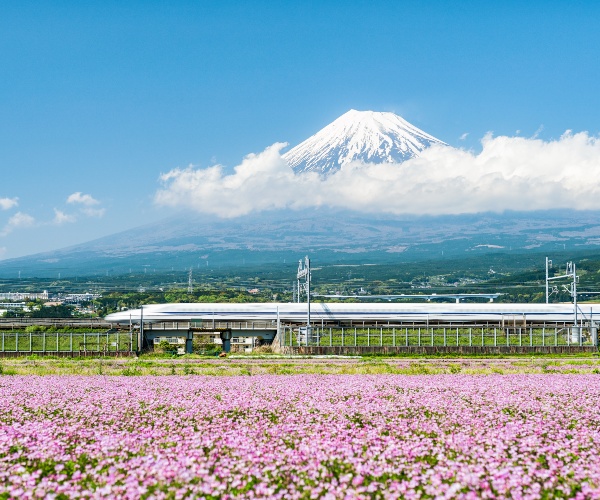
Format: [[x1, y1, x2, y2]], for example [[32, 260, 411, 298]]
[[1, 208, 600, 277], [283, 109, 446, 175]]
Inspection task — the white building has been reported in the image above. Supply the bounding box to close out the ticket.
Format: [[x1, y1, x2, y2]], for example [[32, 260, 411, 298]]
[[0, 291, 48, 301]]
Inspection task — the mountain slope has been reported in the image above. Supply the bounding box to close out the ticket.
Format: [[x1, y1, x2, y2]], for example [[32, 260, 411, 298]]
[[283, 109, 446, 175], [2, 209, 600, 277]]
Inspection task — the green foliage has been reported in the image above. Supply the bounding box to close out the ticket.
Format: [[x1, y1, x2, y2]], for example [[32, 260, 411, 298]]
[[192, 338, 220, 355], [29, 305, 75, 318], [448, 363, 462, 374], [157, 340, 178, 355], [183, 364, 195, 375], [25, 325, 46, 333], [122, 364, 142, 376]]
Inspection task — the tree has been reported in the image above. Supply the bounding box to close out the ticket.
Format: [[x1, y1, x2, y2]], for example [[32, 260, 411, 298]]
[[30, 304, 75, 318]]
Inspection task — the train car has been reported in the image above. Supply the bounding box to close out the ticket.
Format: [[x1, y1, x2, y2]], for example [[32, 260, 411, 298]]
[[105, 302, 594, 324]]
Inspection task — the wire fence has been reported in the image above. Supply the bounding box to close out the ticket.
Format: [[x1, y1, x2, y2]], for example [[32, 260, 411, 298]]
[[282, 325, 598, 348]]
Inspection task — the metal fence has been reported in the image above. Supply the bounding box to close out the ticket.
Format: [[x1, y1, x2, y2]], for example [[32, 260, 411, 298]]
[[0, 330, 137, 353], [281, 324, 598, 348]]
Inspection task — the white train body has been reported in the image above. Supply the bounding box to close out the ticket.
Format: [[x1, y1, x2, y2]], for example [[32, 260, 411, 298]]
[[104, 302, 594, 324]]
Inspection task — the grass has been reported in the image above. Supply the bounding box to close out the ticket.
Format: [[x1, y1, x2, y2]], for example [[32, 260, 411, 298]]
[[0, 355, 599, 376]]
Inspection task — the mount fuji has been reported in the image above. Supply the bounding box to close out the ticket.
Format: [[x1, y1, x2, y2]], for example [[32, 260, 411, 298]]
[[3, 110, 600, 277], [283, 109, 447, 175]]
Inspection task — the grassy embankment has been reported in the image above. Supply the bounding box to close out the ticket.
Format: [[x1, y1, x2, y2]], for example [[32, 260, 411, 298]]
[[0, 355, 599, 376]]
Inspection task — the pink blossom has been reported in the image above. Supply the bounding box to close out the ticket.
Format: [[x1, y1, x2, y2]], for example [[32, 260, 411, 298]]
[[0, 375, 599, 498]]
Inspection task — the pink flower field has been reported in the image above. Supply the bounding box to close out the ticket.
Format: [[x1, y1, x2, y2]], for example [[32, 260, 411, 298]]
[[1, 375, 599, 499]]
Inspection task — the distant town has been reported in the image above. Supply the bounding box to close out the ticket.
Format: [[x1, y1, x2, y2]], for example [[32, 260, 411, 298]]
[[0, 291, 100, 317]]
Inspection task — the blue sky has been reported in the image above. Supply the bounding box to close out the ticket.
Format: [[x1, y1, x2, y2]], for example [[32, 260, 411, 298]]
[[1, 1, 600, 259]]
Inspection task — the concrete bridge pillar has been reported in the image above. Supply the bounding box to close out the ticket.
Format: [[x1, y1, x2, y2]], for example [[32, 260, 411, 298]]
[[220, 329, 233, 353]]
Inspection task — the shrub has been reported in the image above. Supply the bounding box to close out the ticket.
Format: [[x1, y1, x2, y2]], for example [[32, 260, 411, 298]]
[[252, 345, 274, 354], [25, 325, 46, 333], [157, 340, 178, 355], [448, 363, 462, 374], [192, 338, 220, 355]]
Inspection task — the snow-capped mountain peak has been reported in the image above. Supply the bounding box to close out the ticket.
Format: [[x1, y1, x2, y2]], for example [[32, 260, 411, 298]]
[[283, 109, 446, 175]]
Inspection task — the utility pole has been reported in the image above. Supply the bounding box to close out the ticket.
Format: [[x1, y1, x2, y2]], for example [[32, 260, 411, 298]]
[[297, 256, 311, 344], [547, 260, 578, 326], [139, 305, 144, 354], [545, 257, 552, 304], [277, 306, 281, 350], [188, 268, 193, 294], [568, 262, 577, 326], [307, 259, 311, 333]]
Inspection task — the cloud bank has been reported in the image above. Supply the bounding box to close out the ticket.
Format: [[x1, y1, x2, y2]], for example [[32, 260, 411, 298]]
[[155, 132, 600, 217]]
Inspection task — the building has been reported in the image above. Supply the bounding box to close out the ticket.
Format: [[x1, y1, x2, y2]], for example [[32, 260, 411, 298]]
[[0, 291, 48, 301]]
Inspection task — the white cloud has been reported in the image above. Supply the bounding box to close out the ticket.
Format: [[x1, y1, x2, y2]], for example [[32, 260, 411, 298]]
[[81, 207, 105, 218], [459, 133, 469, 141], [155, 143, 301, 217], [0, 212, 35, 237], [53, 209, 76, 225], [0, 197, 18, 210], [9, 212, 35, 228], [65, 191, 105, 218], [155, 131, 600, 217], [67, 192, 100, 206]]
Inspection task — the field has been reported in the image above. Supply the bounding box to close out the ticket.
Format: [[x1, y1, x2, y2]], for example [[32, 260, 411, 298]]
[[1, 371, 600, 498]]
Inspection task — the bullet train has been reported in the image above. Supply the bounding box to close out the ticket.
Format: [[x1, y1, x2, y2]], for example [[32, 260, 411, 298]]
[[104, 302, 597, 324]]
